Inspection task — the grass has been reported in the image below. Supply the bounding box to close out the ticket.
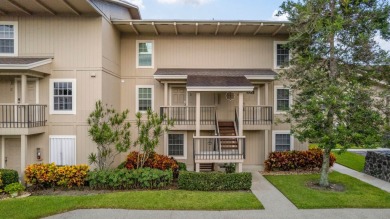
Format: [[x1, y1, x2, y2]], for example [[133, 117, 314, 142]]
[[333, 151, 366, 172], [264, 171, 390, 209], [0, 190, 263, 219]]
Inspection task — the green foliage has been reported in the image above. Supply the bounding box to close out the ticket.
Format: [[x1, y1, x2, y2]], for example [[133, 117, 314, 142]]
[[178, 172, 251, 191], [265, 149, 336, 171], [0, 169, 19, 188], [278, 0, 390, 186], [4, 182, 25, 196], [87, 168, 173, 190], [0, 171, 2, 188], [133, 109, 173, 168], [333, 151, 365, 172], [223, 163, 236, 174], [87, 100, 132, 170], [178, 162, 187, 171]]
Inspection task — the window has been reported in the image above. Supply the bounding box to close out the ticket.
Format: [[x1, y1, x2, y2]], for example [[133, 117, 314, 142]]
[[0, 22, 18, 56], [167, 132, 187, 159], [274, 41, 289, 68], [136, 40, 154, 68], [50, 79, 76, 114], [274, 86, 291, 113], [272, 131, 294, 152], [49, 136, 76, 165], [136, 85, 154, 112]]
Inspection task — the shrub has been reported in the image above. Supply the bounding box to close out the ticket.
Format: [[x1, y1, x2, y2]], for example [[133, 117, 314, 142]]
[[25, 163, 89, 189], [0, 171, 3, 188], [125, 152, 179, 175], [87, 168, 173, 190], [264, 149, 336, 171], [0, 169, 19, 188], [223, 163, 236, 174], [178, 162, 187, 171], [4, 182, 25, 197], [178, 172, 252, 191]]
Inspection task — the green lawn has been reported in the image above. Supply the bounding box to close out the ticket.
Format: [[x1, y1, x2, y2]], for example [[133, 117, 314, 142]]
[[0, 190, 263, 219], [333, 151, 366, 172], [264, 171, 390, 209]]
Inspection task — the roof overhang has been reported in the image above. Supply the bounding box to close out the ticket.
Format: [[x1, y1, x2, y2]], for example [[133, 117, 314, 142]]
[[113, 20, 290, 36], [187, 86, 254, 92], [0, 57, 53, 74], [186, 75, 254, 92]]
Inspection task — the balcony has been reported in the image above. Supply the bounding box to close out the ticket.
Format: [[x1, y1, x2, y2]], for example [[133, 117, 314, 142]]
[[160, 106, 216, 129], [0, 104, 47, 135]]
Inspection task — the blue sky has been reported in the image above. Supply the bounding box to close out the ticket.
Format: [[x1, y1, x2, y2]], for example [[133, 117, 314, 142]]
[[127, 0, 389, 50]]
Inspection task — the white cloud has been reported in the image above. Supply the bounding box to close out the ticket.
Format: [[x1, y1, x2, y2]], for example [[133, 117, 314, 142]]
[[375, 34, 390, 52], [157, 0, 212, 6], [125, 0, 145, 8], [271, 9, 288, 21]]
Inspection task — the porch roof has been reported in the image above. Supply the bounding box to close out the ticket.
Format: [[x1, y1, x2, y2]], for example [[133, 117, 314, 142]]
[[0, 57, 53, 75], [186, 75, 254, 92], [154, 68, 277, 81]]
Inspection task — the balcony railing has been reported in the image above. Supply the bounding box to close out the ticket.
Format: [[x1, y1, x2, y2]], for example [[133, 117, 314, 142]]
[[0, 104, 47, 128], [193, 136, 246, 161], [160, 106, 216, 125], [237, 106, 273, 125]]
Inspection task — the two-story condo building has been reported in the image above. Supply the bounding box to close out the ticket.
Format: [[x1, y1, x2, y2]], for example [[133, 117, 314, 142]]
[[0, 0, 306, 176]]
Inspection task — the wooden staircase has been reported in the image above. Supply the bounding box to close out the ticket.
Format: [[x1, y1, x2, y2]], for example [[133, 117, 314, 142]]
[[218, 121, 239, 150]]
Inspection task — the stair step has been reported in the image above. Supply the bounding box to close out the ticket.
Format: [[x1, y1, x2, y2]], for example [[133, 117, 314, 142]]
[[199, 163, 214, 171]]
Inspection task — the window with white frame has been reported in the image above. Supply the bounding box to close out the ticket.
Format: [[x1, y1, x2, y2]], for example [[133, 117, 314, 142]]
[[136, 41, 154, 68], [275, 87, 291, 112], [274, 41, 289, 68], [0, 22, 18, 56], [167, 132, 186, 159], [136, 85, 153, 112], [272, 131, 294, 152], [50, 79, 76, 114], [49, 136, 76, 165]]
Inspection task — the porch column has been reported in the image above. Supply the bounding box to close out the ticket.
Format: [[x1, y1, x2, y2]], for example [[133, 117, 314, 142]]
[[264, 130, 269, 160], [21, 135, 27, 176], [1, 137, 5, 168], [264, 82, 269, 105], [195, 92, 201, 172], [164, 82, 168, 106], [238, 92, 243, 136], [21, 75, 27, 104]]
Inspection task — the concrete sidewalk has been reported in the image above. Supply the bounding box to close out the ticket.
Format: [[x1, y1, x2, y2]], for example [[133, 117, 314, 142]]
[[333, 163, 390, 193], [46, 171, 390, 219]]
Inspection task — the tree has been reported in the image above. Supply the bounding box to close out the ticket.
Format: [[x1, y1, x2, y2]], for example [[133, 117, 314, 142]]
[[87, 101, 131, 170], [133, 109, 174, 168], [278, 0, 390, 187]]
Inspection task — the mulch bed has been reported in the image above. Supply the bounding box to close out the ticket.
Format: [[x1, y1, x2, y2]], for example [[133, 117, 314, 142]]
[[306, 181, 345, 192]]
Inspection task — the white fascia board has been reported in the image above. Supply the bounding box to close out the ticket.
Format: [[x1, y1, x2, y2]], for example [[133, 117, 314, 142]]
[[0, 59, 52, 70], [187, 86, 254, 92], [154, 75, 188, 80], [245, 75, 277, 80]]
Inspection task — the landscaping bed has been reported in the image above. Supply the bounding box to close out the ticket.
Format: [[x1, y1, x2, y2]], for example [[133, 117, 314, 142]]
[[264, 171, 390, 209]]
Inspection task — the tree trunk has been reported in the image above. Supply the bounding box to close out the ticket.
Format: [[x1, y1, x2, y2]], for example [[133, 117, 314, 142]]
[[319, 148, 331, 187]]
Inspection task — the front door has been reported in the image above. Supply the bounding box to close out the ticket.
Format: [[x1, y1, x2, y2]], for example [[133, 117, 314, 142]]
[[4, 138, 21, 175], [171, 87, 186, 106]]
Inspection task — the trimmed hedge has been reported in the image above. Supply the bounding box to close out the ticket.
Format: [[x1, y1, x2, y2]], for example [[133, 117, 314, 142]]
[[178, 172, 252, 191], [0, 169, 19, 188], [87, 168, 173, 190], [24, 163, 89, 189], [264, 149, 336, 171]]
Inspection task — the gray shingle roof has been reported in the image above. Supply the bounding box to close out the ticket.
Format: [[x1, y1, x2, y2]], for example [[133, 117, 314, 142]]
[[0, 58, 51, 65], [187, 75, 252, 87]]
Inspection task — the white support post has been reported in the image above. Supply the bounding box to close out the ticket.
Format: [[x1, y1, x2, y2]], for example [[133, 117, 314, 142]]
[[21, 135, 27, 176], [237, 163, 243, 173], [1, 137, 5, 168], [265, 83, 269, 106], [195, 163, 200, 172], [238, 92, 244, 136], [21, 75, 27, 104], [264, 130, 269, 160], [195, 92, 201, 137], [164, 82, 168, 106]]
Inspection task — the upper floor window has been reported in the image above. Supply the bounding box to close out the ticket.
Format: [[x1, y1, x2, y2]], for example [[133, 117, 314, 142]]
[[50, 79, 76, 115], [0, 22, 18, 56], [136, 85, 154, 112], [136, 40, 154, 68], [274, 41, 289, 69], [274, 86, 291, 114]]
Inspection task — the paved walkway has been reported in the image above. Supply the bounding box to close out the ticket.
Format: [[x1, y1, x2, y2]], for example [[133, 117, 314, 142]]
[[333, 163, 390, 193], [46, 171, 390, 219]]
